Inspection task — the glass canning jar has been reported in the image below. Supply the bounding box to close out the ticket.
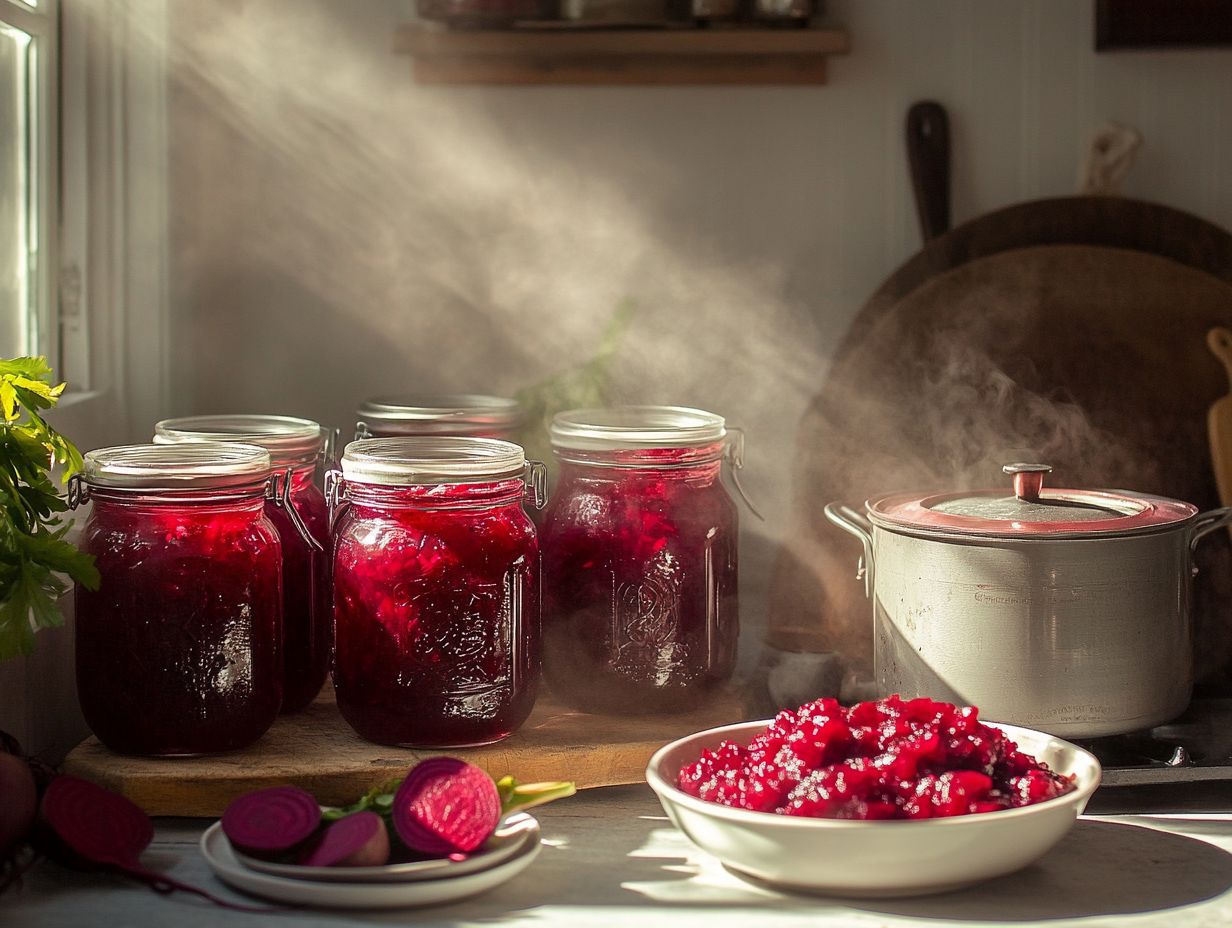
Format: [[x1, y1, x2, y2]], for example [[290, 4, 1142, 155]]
[[327, 437, 546, 748], [70, 443, 285, 756], [154, 415, 329, 713], [354, 394, 523, 442], [540, 406, 740, 714]]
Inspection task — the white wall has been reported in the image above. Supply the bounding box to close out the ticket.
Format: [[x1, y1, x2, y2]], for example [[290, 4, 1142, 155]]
[[165, 0, 1232, 657]]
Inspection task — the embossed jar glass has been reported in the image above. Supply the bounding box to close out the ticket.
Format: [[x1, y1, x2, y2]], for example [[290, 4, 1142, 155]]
[[540, 406, 740, 715], [71, 444, 284, 756], [327, 438, 545, 747], [354, 394, 523, 441], [154, 415, 329, 713]]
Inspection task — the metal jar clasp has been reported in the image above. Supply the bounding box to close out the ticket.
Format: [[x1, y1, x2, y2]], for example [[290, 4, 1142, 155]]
[[524, 460, 548, 510], [66, 473, 90, 509], [723, 427, 763, 521], [319, 427, 342, 469], [324, 468, 350, 533], [267, 468, 325, 551]]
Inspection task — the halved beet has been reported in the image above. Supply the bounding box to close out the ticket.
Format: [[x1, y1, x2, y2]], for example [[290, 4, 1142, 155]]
[[392, 758, 501, 856], [36, 775, 275, 912], [39, 775, 153, 870], [300, 811, 389, 867], [221, 786, 321, 859]]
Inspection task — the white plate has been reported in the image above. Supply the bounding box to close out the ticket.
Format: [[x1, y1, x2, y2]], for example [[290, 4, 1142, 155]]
[[233, 812, 537, 883], [200, 816, 541, 909]]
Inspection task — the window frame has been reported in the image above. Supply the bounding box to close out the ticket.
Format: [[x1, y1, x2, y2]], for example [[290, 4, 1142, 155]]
[[52, 0, 170, 448]]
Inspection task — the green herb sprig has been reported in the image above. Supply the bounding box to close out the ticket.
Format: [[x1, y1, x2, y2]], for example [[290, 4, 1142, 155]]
[[0, 357, 99, 660]]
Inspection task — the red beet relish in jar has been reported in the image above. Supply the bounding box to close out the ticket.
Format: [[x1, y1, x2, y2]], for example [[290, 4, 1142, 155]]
[[154, 415, 329, 713], [73, 443, 283, 756], [540, 406, 739, 715], [329, 437, 544, 747], [354, 394, 523, 442]]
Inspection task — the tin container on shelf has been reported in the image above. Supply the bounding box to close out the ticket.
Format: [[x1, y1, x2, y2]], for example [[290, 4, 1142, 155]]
[[326, 437, 546, 748], [70, 443, 292, 756], [354, 394, 523, 442], [153, 415, 329, 713], [415, 0, 550, 27], [540, 406, 741, 715]]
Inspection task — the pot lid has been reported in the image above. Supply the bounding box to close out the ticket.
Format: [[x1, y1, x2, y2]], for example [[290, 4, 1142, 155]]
[[867, 463, 1198, 538]]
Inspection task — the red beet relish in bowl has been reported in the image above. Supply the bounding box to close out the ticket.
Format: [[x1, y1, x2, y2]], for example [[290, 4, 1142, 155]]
[[676, 695, 1075, 820]]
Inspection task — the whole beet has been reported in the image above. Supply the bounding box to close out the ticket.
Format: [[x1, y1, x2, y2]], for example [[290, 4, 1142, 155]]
[[0, 753, 37, 859]]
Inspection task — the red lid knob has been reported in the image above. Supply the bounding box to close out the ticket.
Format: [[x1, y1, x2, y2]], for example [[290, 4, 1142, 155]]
[[1002, 463, 1052, 503]]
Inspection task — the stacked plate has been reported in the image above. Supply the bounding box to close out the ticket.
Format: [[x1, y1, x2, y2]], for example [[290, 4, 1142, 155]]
[[200, 812, 542, 909]]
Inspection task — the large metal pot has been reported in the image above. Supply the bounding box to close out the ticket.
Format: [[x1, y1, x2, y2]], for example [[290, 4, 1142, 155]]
[[825, 463, 1232, 738]]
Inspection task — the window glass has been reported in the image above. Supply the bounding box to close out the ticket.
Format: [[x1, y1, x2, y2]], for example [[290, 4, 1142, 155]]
[[0, 21, 33, 355]]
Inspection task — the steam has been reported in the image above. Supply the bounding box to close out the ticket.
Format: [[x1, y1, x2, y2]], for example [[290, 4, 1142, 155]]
[[77, 1, 852, 538], [95, 3, 1166, 683]]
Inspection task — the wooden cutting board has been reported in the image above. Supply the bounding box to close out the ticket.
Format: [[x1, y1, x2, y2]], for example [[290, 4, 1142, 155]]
[[62, 687, 747, 817], [768, 196, 1232, 689]]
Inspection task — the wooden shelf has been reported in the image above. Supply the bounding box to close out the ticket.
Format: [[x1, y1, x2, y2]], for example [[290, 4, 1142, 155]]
[[394, 23, 850, 85]]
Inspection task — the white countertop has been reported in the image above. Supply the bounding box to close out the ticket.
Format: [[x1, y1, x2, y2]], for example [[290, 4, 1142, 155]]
[[9, 784, 1232, 927]]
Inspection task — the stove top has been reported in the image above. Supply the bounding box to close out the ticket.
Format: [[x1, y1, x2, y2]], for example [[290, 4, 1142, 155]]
[[1079, 698, 1232, 813]]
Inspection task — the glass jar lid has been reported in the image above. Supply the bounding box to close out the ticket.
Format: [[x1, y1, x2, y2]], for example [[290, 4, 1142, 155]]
[[153, 414, 323, 468], [340, 437, 526, 485], [549, 405, 726, 451], [83, 443, 272, 491], [867, 463, 1198, 538], [355, 394, 523, 435]]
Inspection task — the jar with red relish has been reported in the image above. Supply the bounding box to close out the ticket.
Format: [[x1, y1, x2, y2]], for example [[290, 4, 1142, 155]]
[[540, 406, 740, 714], [354, 394, 523, 442], [154, 415, 329, 713], [71, 444, 284, 756], [327, 438, 546, 747]]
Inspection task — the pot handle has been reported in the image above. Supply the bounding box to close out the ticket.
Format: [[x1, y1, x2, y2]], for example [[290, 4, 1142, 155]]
[[1190, 506, 1232, 553], [824, 503, 875, 598]]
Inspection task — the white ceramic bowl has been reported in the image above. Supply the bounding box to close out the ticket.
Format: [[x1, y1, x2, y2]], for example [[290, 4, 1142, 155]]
[[646, 719, 1101, 898]]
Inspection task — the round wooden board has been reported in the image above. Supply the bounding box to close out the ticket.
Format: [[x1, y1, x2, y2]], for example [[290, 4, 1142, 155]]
[[62, 687, 748, 817]]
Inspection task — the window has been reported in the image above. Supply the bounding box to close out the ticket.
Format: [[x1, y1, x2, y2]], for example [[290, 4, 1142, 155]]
[[0, 0, 169, 760], [1, 0, 168, 417], [0, 0, 55, 360]]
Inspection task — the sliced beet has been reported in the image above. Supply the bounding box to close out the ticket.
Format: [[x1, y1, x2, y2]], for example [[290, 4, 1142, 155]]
[[392, 758, 500, 856], [221, 785, 321, 859], [300, 811, 389, 867]]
